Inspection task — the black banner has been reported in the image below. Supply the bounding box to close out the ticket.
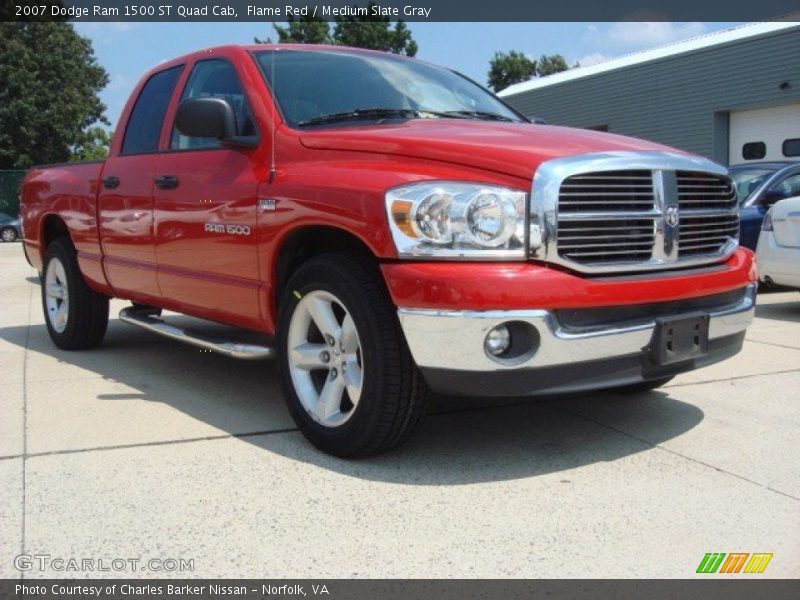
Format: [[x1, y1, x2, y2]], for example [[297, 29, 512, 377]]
[[3, 0, 800, 22], [3, 580, 800, 600]]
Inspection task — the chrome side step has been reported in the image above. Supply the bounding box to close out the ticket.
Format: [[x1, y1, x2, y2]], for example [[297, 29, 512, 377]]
[[119, 307, 276, 360]]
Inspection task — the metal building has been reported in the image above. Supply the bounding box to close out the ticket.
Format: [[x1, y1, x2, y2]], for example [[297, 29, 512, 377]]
[[498, 22, 800, 166]]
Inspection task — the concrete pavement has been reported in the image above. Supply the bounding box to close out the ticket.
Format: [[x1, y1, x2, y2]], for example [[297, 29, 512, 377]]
[[1, 242, 798, 578]]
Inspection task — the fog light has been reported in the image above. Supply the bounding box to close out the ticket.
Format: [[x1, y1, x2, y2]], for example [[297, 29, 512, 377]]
[[484, 325, 511, 357]]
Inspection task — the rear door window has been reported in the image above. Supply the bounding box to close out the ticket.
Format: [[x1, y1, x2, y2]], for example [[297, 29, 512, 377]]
[[121, 66, 183, 155]]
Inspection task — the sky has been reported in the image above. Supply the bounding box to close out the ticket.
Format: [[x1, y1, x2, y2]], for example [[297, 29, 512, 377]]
[[72, 21, 743, 130]]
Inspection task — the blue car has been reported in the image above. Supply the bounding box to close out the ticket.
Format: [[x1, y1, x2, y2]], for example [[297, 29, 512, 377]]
[[731, 161, 800, 250], [0, 211, 21, 243]]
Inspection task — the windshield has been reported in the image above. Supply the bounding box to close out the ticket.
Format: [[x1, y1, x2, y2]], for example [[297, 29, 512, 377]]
[[254, 49, 524, 128], [729, 167, 776, 205]]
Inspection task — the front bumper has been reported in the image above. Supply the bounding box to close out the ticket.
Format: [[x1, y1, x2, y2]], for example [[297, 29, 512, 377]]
[[398, 284, 755, 396]]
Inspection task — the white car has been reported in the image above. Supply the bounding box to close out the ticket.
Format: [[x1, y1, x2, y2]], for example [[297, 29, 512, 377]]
[[756, 196, 800, 289]]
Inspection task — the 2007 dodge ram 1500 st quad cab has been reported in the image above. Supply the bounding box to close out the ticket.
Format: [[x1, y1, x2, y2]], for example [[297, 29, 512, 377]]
[[20, 45, 757, 457]]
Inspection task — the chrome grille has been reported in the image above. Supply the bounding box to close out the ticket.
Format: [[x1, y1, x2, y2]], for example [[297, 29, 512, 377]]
[[559, 170, 654, 213], [676, 171, 737, 210], [557, 170, 657, 264], [558, 218, 655, 262], [678, 214, 740, 256], [676, 171, 739, 257], [534, 152, 740, 274]]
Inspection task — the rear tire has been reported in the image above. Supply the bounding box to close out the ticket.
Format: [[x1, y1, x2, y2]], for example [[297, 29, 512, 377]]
[[42, 238, 109, 350], [277, 253, 427, 457]]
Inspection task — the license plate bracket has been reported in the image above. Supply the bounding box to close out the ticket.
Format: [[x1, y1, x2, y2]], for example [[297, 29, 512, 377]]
[[652, 313, 710, 365]]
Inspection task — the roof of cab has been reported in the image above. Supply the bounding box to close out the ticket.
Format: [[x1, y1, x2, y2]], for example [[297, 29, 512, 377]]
[[161, 43, 409, 65]]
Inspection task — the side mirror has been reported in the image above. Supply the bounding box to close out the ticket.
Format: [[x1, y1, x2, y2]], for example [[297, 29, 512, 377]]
[[175, 98, 258, 148], [762, 188, 787, 207], [176, 97, 236, 139]]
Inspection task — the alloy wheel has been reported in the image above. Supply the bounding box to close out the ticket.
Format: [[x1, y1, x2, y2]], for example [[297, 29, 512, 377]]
[[45, 257, 69, 333], [286, 290, 364, 428]]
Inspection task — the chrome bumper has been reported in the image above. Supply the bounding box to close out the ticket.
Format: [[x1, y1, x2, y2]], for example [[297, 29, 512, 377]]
[[397, 284, 755, 373]]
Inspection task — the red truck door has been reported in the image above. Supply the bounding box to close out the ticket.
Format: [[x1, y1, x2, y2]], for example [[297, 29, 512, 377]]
[[153, 58, 262, 327], [98, 65, 183, 301]]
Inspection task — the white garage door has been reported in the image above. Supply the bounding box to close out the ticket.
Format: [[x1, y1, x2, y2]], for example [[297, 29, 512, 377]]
[[729, 103, 800, 164]]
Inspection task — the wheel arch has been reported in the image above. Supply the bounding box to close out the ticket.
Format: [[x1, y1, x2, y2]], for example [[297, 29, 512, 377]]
[[274, 224, 377, 288], [271, 225, 381, 317], [40, 213, 72, 253]]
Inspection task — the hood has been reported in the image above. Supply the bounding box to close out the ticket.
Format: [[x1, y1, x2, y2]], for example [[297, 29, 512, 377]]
[[299, 119, 680, 180]]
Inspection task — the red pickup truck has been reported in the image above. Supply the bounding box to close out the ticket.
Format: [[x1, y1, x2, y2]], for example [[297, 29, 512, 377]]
[[20, 45, 757, 456]]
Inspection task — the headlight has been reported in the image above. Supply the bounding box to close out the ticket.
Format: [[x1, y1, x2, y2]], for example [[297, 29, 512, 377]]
[[386, 182, 527, 259]]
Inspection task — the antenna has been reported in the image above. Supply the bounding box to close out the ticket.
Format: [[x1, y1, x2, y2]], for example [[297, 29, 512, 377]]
[[269, 46, 277, 184]]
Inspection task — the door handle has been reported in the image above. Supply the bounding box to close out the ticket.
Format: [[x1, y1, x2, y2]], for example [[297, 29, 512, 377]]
[[155, 175, 179, 190], [101, 176, 119, 189]]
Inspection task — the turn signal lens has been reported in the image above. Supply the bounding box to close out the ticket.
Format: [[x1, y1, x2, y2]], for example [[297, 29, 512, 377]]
[[391, 199, 415, 237]]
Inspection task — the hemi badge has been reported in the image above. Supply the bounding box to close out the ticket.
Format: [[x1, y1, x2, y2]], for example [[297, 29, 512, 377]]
[[258, 198, 277, 212]]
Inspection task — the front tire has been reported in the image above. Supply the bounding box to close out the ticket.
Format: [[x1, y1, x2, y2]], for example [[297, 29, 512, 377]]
[[42, 238, 109, 350], [277, 253, 427, 457]]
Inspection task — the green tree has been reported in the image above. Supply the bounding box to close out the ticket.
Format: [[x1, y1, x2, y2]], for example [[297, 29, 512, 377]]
[[488, 51, 572, 92], [332, 3, 417, 56], [0, 22, 108, 169], [537, 54, 570, 77], [70, 127, 112, 162], [265, 15, 331, 44], [488, 51, 537, 93], [259, 3, 418, 56]]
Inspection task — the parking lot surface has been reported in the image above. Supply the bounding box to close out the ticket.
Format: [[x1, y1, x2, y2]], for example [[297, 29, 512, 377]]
[[1, 242, 798, 578]]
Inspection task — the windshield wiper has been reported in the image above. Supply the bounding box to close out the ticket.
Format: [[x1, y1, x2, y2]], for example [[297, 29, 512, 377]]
[[443, 110, 517, 122], [297, 108, 469, 127]]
